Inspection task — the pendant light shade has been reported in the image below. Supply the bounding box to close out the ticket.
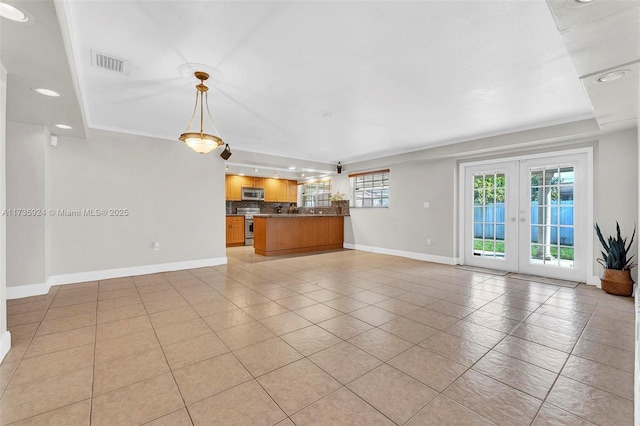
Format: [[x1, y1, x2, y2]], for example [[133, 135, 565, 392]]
[[179, 71, 225, 154]]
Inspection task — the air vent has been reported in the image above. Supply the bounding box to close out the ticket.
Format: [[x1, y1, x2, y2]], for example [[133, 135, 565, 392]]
[[91, 50, 129, 74]]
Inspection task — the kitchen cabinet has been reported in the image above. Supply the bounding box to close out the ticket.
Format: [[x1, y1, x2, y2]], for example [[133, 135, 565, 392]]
[[277, 179, 289, 202], [242, 176, 264, 188], [226, 175, 243, 201], [264, 178, 282, 202], [226, 216, 245, 247], [265, 178, 298, 203], [226, 175, 266, 201], [288, 181, 298, 203], [226, 174, 297, 204], [254, 216, 344, 256]]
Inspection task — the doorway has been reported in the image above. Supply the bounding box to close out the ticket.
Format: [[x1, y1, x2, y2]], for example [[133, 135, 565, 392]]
[[461, 151, 591, 282]]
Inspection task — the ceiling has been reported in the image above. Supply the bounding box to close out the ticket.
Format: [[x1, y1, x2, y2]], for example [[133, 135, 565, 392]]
[[1, 0, 638, 173]]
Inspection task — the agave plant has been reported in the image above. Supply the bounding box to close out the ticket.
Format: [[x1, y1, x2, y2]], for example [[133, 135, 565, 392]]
[[594, 222, 637, 270]]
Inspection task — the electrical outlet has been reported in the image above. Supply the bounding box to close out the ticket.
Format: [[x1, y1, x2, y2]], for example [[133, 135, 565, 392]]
[[153, 241, 160, 251], [427, 239, 432, 245]]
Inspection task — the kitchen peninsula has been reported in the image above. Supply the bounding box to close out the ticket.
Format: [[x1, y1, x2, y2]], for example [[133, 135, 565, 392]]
[[253, 214, 345, 256]]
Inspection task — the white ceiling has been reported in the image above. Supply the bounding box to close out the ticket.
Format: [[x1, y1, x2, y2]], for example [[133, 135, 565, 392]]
[[2, 0, 638, 169]]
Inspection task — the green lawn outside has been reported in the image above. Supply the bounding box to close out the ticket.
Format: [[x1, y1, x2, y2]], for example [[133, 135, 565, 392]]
[[473, 240, 574, 260]]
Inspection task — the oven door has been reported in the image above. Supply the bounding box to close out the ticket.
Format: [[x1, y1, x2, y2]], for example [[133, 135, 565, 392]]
[[244, 218, 254, 246]]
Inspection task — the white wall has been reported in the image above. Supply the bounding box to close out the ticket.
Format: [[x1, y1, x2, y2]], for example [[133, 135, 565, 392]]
[[342, 127, 638, 274], [593, 128, 638, 281], [635, 75, 639, 424], [342, 159, 458, 262], [0, 63, 9, 361], [5, 126, 227, 292], [5, 123, 47, 288]]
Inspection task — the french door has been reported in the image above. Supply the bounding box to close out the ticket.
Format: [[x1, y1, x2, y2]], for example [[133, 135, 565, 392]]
[[463, 153, 588, 282]]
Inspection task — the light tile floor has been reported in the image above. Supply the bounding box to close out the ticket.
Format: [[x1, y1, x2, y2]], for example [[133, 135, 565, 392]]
[[1, 247, 635, 425]]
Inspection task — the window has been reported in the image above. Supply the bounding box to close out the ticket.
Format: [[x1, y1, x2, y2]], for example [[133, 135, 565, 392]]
[[350, 170, 389, 207], [302, 180, 331, 207]]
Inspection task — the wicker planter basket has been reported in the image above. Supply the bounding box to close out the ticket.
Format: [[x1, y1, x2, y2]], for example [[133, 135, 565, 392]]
[[600, 268, 634, 296]]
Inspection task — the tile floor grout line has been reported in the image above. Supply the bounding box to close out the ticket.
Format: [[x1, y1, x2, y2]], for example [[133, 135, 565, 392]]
[[133, 276, 195, 426], [528, 295, 600, 426], [499, 285, 625, 424], [429, 293, 548, 423], [2, 284, 92, 424], [172, 269, 290, 423], [0, 286, 57, 401], [2, 252, 633, 425], [88, 281, 100, 426]]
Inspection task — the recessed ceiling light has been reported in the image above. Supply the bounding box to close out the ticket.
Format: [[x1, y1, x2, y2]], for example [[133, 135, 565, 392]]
[[575, 0, 594, 3], [288, 166, 296, 170], [596, 69, 630, 83], [54, 123, 72, 130], [253, 168, 258, 172], [239, 173, 245, 176], [0, 2, 28, 22], [34, 88, 61, 97]]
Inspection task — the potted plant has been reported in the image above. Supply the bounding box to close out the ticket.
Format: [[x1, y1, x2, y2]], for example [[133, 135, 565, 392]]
[[330, 192, 348, 215], [594, 222, 636, 296]]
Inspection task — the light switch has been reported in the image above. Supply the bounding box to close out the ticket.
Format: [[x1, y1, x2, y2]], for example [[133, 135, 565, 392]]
[[423, 201, 430, 209]]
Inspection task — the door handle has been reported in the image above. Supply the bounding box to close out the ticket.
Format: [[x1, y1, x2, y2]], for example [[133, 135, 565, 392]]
[[520, 218, 525, 222], [510, 217, 516, 222]]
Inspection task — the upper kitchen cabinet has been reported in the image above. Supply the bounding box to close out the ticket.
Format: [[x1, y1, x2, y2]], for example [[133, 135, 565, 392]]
[[226, 175, 243, 201], [226, 175, 268, 201], [226, 174, 297, 203], [288, 181, 298, 203], [264, 178, 282, 202], [265, 178, 297, 203], [242, 176, 264, 188]]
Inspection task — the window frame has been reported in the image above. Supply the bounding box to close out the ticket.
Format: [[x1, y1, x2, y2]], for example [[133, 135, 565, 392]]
[[301, 180, 332, 207], [349, 169, 390, 208]]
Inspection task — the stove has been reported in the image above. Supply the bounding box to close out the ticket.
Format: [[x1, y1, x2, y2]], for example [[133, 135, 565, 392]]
[[236, 208, 261, 246], [236, 207, 261, 219]]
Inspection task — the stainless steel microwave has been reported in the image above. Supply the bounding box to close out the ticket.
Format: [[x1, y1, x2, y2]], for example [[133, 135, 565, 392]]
[[241, 187, 265, 201]]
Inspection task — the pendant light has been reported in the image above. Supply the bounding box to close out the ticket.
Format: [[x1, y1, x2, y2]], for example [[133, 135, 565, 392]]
[[179, 71, 225, 154]]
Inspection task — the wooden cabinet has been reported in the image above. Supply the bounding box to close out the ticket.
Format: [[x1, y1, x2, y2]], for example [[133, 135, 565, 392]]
[[277, 180, 288, 202], [241, 176, 264, 188], [226, 216, 245, 247], [226, 175, 243, 201], [288, 181, 298, 203], [264, 178, 280, 202], [254, 216, 344, 256], [226, 175, 267, 201], [264, 178, 298, 203], [226, 174, 297, 204]]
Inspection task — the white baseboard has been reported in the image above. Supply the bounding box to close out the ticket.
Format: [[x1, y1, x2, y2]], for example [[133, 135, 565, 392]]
[[6, 282, 50, 300], [345, 244, 603, 287], [0, 331, 11, 363], [344, 243, 458, 265], [6, 257, 228, 300]]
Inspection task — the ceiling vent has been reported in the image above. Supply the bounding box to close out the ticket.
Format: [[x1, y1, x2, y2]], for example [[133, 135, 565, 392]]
[[91, 50, 129, 74]]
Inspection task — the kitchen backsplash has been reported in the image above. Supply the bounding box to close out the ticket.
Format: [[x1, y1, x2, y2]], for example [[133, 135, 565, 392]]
[[226, 200, 349, 216]]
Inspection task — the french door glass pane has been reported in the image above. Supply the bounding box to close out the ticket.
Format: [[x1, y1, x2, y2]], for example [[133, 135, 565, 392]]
[[473, 172, 506, 259], [529, 165, 575, 268]]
